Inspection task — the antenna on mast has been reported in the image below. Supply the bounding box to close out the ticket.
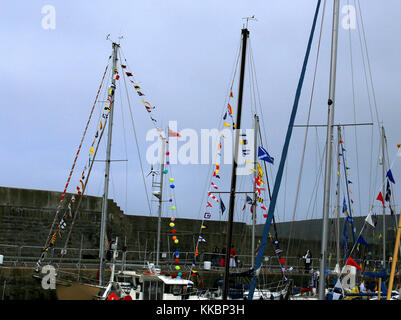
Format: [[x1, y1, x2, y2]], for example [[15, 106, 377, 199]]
[[242, 15, 257, 28], [106, 34, 124, 45]]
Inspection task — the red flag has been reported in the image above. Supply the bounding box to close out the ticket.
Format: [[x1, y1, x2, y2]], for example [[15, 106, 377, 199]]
[[168, 128, 181, 137], [263, 214, 268, 218], [121, 64, 127, 69], [279, 258, 286, 264], [227, 103, 233, 115], [376, 192, 385, 208], [229, 91, 233, 98], [126, 72, 133, 77], [206, 202, 212, 208], [345, 257, 362, 271]]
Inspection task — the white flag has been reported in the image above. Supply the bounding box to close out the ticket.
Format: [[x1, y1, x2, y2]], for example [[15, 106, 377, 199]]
[[365, 213, 375, 228]]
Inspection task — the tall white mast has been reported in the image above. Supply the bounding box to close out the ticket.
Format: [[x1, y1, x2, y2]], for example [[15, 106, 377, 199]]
[[252, 114, 259, 267], [381, 126, 386, 265], [155, 137, 166, 267], [319, 0, 340, 300], [99, 41, 119, 286]]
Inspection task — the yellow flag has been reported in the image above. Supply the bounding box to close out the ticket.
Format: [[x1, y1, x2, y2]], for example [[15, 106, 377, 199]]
[[99, 122, 103, 130], [90, 146, 94, 154], [257, 162, 264, 178], [223, 122, 231, 127]]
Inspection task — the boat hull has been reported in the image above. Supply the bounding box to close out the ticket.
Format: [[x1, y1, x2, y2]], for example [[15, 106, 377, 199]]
[[56, 281, 102, 300]]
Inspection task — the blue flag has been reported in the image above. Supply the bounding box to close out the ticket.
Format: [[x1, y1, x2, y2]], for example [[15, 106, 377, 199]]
[[220, 198, 226, 215], [386, 169, 395, 184], [258, 146, 274, 164], [356, 235, 370, 247], [342, 197, 347, 214]]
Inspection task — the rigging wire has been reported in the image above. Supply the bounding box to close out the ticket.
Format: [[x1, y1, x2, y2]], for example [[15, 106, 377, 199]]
[[346, 0, 362, 218], [117, 71, 130, 212], [285, 0, 327, 257], [194, 36, 242, 224], [119, 50, 153, 217]]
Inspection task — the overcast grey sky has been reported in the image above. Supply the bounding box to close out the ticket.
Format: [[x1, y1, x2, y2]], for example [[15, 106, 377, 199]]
[[1, 1, 400, 227]]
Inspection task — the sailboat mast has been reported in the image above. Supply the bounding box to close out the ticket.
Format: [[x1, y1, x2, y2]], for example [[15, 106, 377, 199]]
[[252, 114, 259, 267], [99, 41, 119, 286], [156, 137, 166, 267], [336, 126, 341, 270], [222, 27, 249, 301], [319, 0, 340, 300], [381, 125, 386, 264]]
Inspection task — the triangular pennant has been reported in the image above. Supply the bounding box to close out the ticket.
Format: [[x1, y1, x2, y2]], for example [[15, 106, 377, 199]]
[[345, 257, 362, 271], [356, 235, 370, 247], [168, 128, 181, 138], [220, 198, 226, 215], [365, 213, 375, 228], [376, 192, 385, 208], [386, 169, 395, 184]]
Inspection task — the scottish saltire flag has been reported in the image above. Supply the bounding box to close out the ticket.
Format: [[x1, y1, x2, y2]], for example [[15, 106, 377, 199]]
[[198, 236, 206, 243], [258, 146, 274, 164]]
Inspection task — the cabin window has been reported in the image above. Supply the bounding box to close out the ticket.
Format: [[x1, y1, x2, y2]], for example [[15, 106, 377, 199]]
[[164, 285, 183, 296]]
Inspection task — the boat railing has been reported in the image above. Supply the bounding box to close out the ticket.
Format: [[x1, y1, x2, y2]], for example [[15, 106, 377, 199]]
[[1, 244, 398, 275]]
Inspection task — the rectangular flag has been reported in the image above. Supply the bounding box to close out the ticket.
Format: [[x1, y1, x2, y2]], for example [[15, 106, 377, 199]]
[[204, 212, 211, 219]]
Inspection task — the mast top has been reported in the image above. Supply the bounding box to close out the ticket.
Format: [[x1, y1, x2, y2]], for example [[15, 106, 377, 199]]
[[242, 15, 257, 29], [106, 34, 123, 46]]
